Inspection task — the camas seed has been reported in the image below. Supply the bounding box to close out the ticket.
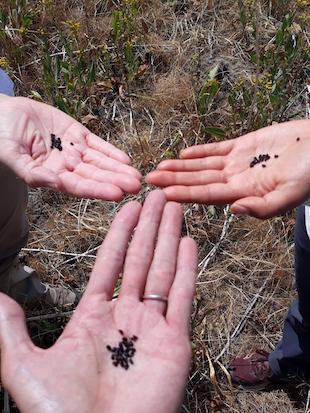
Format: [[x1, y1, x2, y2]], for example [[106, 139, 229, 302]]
[[106, 333, 138, 370]]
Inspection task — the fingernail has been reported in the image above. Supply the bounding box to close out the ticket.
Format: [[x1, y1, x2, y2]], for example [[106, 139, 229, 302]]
[[48, 182, 59, 190], [231, 205, 249, 215]]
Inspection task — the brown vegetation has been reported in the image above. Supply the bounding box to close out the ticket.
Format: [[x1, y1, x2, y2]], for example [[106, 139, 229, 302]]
[[1, 0, 310, 411]]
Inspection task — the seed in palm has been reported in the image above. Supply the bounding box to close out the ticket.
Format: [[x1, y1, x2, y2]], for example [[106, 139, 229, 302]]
[[50, 133, 63, 151], [106, 331, 138, 370], [250, 153, 271, 168]]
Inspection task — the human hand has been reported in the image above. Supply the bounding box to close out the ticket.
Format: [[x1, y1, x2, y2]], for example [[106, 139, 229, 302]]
[[0, 190, 197, 413], [147, 120, 310, 218], [0, 95, 141, 200]]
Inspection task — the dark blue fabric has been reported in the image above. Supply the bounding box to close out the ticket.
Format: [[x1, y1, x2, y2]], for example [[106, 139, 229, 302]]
[[0, 68, 14, 96], [269, 206, 310, 378]]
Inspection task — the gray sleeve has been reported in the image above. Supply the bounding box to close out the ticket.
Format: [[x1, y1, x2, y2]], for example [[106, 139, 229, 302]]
[[0, 68, 14, 96]]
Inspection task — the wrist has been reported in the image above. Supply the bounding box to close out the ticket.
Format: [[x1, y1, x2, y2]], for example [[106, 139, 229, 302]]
[[0, 93, 13, 101]]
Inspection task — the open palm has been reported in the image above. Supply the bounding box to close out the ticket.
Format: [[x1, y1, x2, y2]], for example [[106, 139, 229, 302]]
[[0, 95, 141, 200], [147, 120, 310, 218], [0, 191, 197, 413]]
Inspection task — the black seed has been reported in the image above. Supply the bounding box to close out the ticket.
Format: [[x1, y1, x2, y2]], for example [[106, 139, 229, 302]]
[[106, 345, 112, 351], [262, 164, 266, 168], [297, 137, 300, 141], [129, 359, 134, 365], [274, 154, 279, 158], [132, 335, 138, 341], [119, 329, 124, 335], [70, 142, 74, 146], [113, 361, 118, 367]]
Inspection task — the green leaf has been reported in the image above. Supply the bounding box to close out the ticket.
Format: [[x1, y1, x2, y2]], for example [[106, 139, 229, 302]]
[[198, 79, 220, 115], [204, 127, 226, 139], [112, 9, 124, 42], [249, 51, 258, 64], [240, 7, 247, 27], [275, 29, 284, 47]]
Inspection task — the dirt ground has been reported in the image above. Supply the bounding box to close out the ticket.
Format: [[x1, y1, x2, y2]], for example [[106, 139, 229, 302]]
[[1, 0, 310, 411]]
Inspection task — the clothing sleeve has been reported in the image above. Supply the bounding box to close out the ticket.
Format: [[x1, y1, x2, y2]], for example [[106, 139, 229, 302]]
[[0, 68, 14, 96]]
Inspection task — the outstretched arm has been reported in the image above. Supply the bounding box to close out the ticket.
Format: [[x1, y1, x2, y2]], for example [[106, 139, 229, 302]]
[[0, 190, 197, 413], [146, 120, 310, 218], [0, 94, 141, 200]]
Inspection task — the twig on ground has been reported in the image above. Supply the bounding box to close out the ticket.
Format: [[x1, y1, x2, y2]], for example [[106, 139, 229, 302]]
[[198, 206, 234, 279], [27, 311, 74, 322], [215, 276, 270, 362]]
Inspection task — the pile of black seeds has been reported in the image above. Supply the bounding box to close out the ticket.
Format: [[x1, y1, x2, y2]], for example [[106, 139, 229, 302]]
[[250, 153, 270, 168], [50, 133, 63, 151], [106, 330, 138, 370]]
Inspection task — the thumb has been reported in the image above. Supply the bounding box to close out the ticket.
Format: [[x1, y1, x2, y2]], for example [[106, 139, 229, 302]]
[[0, 147, 61, 190], [24, 164, 61, 190], [230, 188, 302, 219], [0, 293, 32, 355]]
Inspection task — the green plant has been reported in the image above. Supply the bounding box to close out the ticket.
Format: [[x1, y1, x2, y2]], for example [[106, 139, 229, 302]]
[[228, 3, 310, 134], [196, 65, 226, 139], [42, 27, 96, 116], [111, 0, 143, 84]]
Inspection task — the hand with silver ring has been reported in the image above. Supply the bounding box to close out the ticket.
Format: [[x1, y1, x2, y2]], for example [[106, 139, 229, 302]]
[[0, 190, 197, 413]]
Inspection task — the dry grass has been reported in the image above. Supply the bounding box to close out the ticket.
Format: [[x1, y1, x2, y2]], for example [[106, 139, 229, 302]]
[[1, 0, 310, 411]]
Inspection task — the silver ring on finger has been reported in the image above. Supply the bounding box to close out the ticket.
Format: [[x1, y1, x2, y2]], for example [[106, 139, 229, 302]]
[[142, 294, 168, 303]]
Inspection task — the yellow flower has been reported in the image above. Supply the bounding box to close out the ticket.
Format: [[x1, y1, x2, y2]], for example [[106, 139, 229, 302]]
[[0, 57, 9, 70], [299, 12, 310, 24], [205, 79, 219, 88], [234, 78, 244, 89], [37, 27, 46, 35], [243, 0, 255, 9], [64, 20, 81, 35], [264, 80, 273, 91], [296, 0, 308, 6], [17, 25, 27, 34]]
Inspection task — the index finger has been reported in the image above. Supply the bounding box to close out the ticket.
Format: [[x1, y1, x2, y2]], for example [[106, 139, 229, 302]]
[[86, 132, 132, 164], [180, 140, 233, 159], [163, 183, 238, 204], [83, 201, 142, 300]]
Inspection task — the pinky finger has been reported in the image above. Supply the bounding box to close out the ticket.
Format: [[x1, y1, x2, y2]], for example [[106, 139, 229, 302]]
[[180, 140, 233, 159], [166, 237, 197, 334]]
